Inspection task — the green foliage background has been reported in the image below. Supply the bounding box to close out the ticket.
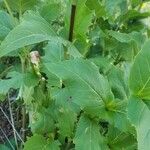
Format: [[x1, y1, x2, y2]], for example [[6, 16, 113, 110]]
[[0, 0, 150, 149]]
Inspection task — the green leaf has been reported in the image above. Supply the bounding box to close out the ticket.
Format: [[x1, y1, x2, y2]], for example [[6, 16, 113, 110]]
[[74, 0, 94, 54], [108, 30, 132, 43], [42, 41, 64, 63], [0, 11, 82, 58], [108, 31, 146, 46], [107, 126, 137, 150], [44, 59, 113, 109], [103, 0, 127, 21], [0, 11, 56, 57], [85, 0, 106, 17], [85, 98, 131, 132], [30, 108, 55, 134], [24, 134, 60, 150], [41, 41, 82, 87], [39, 2, 61, 23], [75, 0, 93, 36], [131, 0, 142, 7], [74, 115, 108, 150], [129, 40, 150, 99], [0, 71, 23, 97], [89, 56, 113, 74], [0, 70, 39, 101], [119, 10, 150, 24], [2, 0, 39, 13], [0, 10, 15, 40], [107, 67, 129, 100], [128, 96, 150, 150], [0, 145, 10, 150], [56, 108, 77, 138], [107, 31, 146, 60], [21, 85, 34, 105], [41, 41, 63, 86]]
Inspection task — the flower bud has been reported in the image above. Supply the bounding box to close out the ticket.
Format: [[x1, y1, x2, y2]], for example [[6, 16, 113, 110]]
[[30, 51, 40, 65]]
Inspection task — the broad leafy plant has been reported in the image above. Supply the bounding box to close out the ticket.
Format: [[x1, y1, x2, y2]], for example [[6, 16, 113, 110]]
[[0, 0, 150, 149]]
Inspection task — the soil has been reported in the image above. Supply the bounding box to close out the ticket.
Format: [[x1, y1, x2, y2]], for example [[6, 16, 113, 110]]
[[0, 97, 22, 145], [0, 99, 14, 143]]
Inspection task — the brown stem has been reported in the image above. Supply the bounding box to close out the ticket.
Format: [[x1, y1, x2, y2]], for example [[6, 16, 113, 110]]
[[69, 4, 76, 42]]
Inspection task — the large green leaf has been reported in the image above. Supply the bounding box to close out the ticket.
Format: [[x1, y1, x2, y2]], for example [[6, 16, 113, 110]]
[[74, 115, 108, 150], [44, 59, 113, 109], [0, 11, 56, 57], [0, 11, 82, 58], [24, 134, 60, 150], [129, 40, 150, 99], [128, 96, 150, 150], [43, 59, 132, 132]]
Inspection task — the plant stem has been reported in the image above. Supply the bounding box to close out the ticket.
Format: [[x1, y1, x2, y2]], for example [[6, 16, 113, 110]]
[[68, 1, 77, 42], [19, 0, 22, 20], [0, 127, 15, 150], [0, 66, 13, 79], [3, 0, 16, 24], [19, 53, 27, 143], [8, 93, 19, 150], [22, 106, 26, 141]]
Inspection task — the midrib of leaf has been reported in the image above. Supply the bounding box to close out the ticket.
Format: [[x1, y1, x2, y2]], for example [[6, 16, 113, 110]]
[[0, 34, 56, 55], [138, 57, 150, 96], [66, 67, 103, 100], [3, 34, 51, 47], [110, 109, 126, 115], [111, 132, 124, 144], [138, 76, 150, 96]]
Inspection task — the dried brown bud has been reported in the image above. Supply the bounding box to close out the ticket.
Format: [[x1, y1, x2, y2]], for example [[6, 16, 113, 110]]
[[30, 51, 40, 65]]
